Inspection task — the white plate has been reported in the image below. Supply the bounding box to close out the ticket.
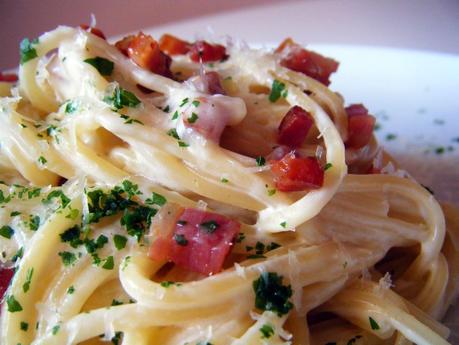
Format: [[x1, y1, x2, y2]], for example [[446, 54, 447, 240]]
[[309, 44, 459, 342], [309, 44, 459, 206]]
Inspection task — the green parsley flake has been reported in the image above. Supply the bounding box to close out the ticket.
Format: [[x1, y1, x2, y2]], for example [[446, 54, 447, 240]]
[[280, 221, 287, 228], [174, 234, 188, 246], [102, 256, 114, 270], [178, 140, 189, 147], [163, 105, 170, 113], [12, 247, 24, 263], [29, 215, 40, 231], [84, 57, 114, 76], [104, 86, 141, 109], [324, 162, 333, 171], [10, 211, 21, 217], [160, 281, 181, 288], [60, 225, 82, 248], [171, 110, 179, 120], [236, 233, 246, 243], [67, 286, 75, 294], [6, 295, 23, 312], [58, 251, 77, 266], [28, 188, 41, 199], [192, 100, 200, 107], [269, 80, 287, 103], [255, 156, 266, 166], [20, 38, 38, 65], [179, 97, 189, 107], [113, 234, 128, 250], [369, 316, 380, 330], [252, 272, 293, 316], [20, 321, 29, 331], [259, 323, 274, 339], [22, 267, 34, 293], [167, 128, 180, 139], [121, 256, 131, 271], [267, 189, 276, 196], [66, 208, 80, 220], [65, 100, 78, 114], [199, 220, 219, 234], [52, 324, 60, 335], [385, 133, 397, 141], [145, 192, 167, 206], [44, 190, 71, 208], [221, 177, 229, 183], [0, 225, 14, 239], [111, 331, 123, 345], [38, 156, 47, 165], [111, 299, 123, 306], [187, 112, 199, 124], [435, 146, 445, 155]]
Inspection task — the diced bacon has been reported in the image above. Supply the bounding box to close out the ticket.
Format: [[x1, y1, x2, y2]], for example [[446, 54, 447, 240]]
[[271, 152, 324, 192], [79, 24, 106, 40], [180, 94, 246, 142], [115, 33, 172, 78], [159, 34, 191, 55], [189, 71, 226, 95], [278, 106, 314, 148], [0, 73, 18, 82], [189, 41, 227, 63], [149, 208, 240, 276], [0, 268, 14, 301], [345, 104, 375, 149], [276, 38, 338, 86]]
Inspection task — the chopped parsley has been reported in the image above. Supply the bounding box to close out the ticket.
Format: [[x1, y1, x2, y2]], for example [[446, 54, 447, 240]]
[[12, 247, 24, 262], [174, 234, 188, 246], [435, 146, 445, 155], [385, 133, 397, 141], [113, 234, 127, 250], [267, 188, 276, 196], [255, 156, 266, 166], [171, 110, 179, 120], [179, 97, 189, 107], [111, 331, 123, 345], [121, 256, 131, 271], [22, 267, 34, 293], [200, 220, 219, 234], [66, 208, 80, 220], [167, 128, 180, 140], [247, 254, 266, 259], [104, 86, 141, 109], [252, 272, 293, 316], [20, 321, 29, 331], [0, 225, 14, 239], [27, 188, 41, 199], [29, 215, 40, 231], [259, 323, 274, 338], [120, 114, 144, 125], [19, 38, 38, 65], [58, 251, 77, 266], [52, 324, 60, 335], [324, 162, 333, 171], [44, 190, 71, 208], [162, 105, 170, 113], [67, 286, 75, 294], [280, 221, 287, 228], [145, 192, 167, 206], [102, 256, 114, 270], [221, 177, 229, 183], [111, 299, 123, 306], [6, 295, 23, 312], [38, 156, 47, 165], [84, 57, 114, 76], [187, 112, 199, 124], [236, 232, 246, 243], [60, 226, 82, 248], [121, 206, 156, 241], [10, 211, 21, 217], [160, 281, 181, 288], [269, 80, 288, 103], [369, 317, 380, 330], [65, 100, 79, 114], [192, 100, 201, 107]]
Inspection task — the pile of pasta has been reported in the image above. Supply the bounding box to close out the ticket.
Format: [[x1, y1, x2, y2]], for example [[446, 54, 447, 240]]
[[0, 25, 458, 345]]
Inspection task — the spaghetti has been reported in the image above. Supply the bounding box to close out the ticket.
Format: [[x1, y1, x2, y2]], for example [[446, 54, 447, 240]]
[[0, 25, 457, 345]]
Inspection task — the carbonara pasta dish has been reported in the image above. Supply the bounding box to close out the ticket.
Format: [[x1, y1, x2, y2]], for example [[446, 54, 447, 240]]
[[0, 23, 458, 345]]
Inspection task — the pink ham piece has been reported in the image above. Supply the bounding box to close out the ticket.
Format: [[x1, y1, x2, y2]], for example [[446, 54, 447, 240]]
[[345, 104, 376, 149], [149, 208, 240, 276], [278, 105, 314, 148], [180, 94, 246, 143]]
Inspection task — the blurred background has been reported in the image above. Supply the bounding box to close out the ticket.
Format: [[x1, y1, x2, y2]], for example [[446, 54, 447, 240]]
[[1, 0, 458, 69]]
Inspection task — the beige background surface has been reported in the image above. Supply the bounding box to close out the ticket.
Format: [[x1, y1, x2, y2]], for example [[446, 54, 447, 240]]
[[1, 0, 459, 69]]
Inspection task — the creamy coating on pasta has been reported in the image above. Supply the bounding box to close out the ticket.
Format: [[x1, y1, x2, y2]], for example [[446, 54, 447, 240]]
[[0, 25, 457, 345]]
